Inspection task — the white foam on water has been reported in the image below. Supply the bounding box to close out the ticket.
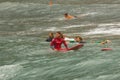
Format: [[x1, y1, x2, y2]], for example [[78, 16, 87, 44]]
[[83, 28, 120, 35], [96, 74, 120, 80], [63, 25, 81, 29], [0, 64, 22, 80], [63, 24, 95, 29], [44, 27, 64, 31], [77, 12, 98, 17], [99, 23, 120, 28], [82, 22, 120, 36]]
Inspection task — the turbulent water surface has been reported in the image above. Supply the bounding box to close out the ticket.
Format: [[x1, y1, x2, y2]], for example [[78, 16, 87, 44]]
[[0, 0, 120, 80]]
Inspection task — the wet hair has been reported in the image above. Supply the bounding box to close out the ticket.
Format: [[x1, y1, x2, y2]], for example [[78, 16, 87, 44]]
[[49, 32, 54, 38], [64, 13, 68, 16], [56, 31, 64, 38], [75, 36, 83, 41]]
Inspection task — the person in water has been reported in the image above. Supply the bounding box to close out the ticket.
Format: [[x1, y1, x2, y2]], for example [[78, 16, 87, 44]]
[[63, 35, 84, 43], [46, 32, 54, 42], [64, 13, 75, 20], [50, 31, 68, 50], [101, 40, 111, 45], [74, 36, 85, 43], [49, 0, 53, 6]]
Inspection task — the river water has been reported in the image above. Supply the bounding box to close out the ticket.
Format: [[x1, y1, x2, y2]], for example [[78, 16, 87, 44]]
[[0, 0, 120, 80]]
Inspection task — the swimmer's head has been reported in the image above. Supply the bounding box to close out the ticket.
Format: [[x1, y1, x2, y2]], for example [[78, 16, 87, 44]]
[[64, 13, 68, 16]]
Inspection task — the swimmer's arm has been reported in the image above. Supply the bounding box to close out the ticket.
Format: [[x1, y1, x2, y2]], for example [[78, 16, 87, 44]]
[[63, 40, 68, 49], [50, 39, 55, 50]]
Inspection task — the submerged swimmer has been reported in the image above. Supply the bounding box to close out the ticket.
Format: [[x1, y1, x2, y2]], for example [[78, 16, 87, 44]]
[[101, 40, 111, 45], [74, 36, 85, 43], [46, 32, 54, 42], [64, 13, 75, 20], [64, 35, 85, 43], [100, 40, 112, 51], [49, 0, 53, 6]]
